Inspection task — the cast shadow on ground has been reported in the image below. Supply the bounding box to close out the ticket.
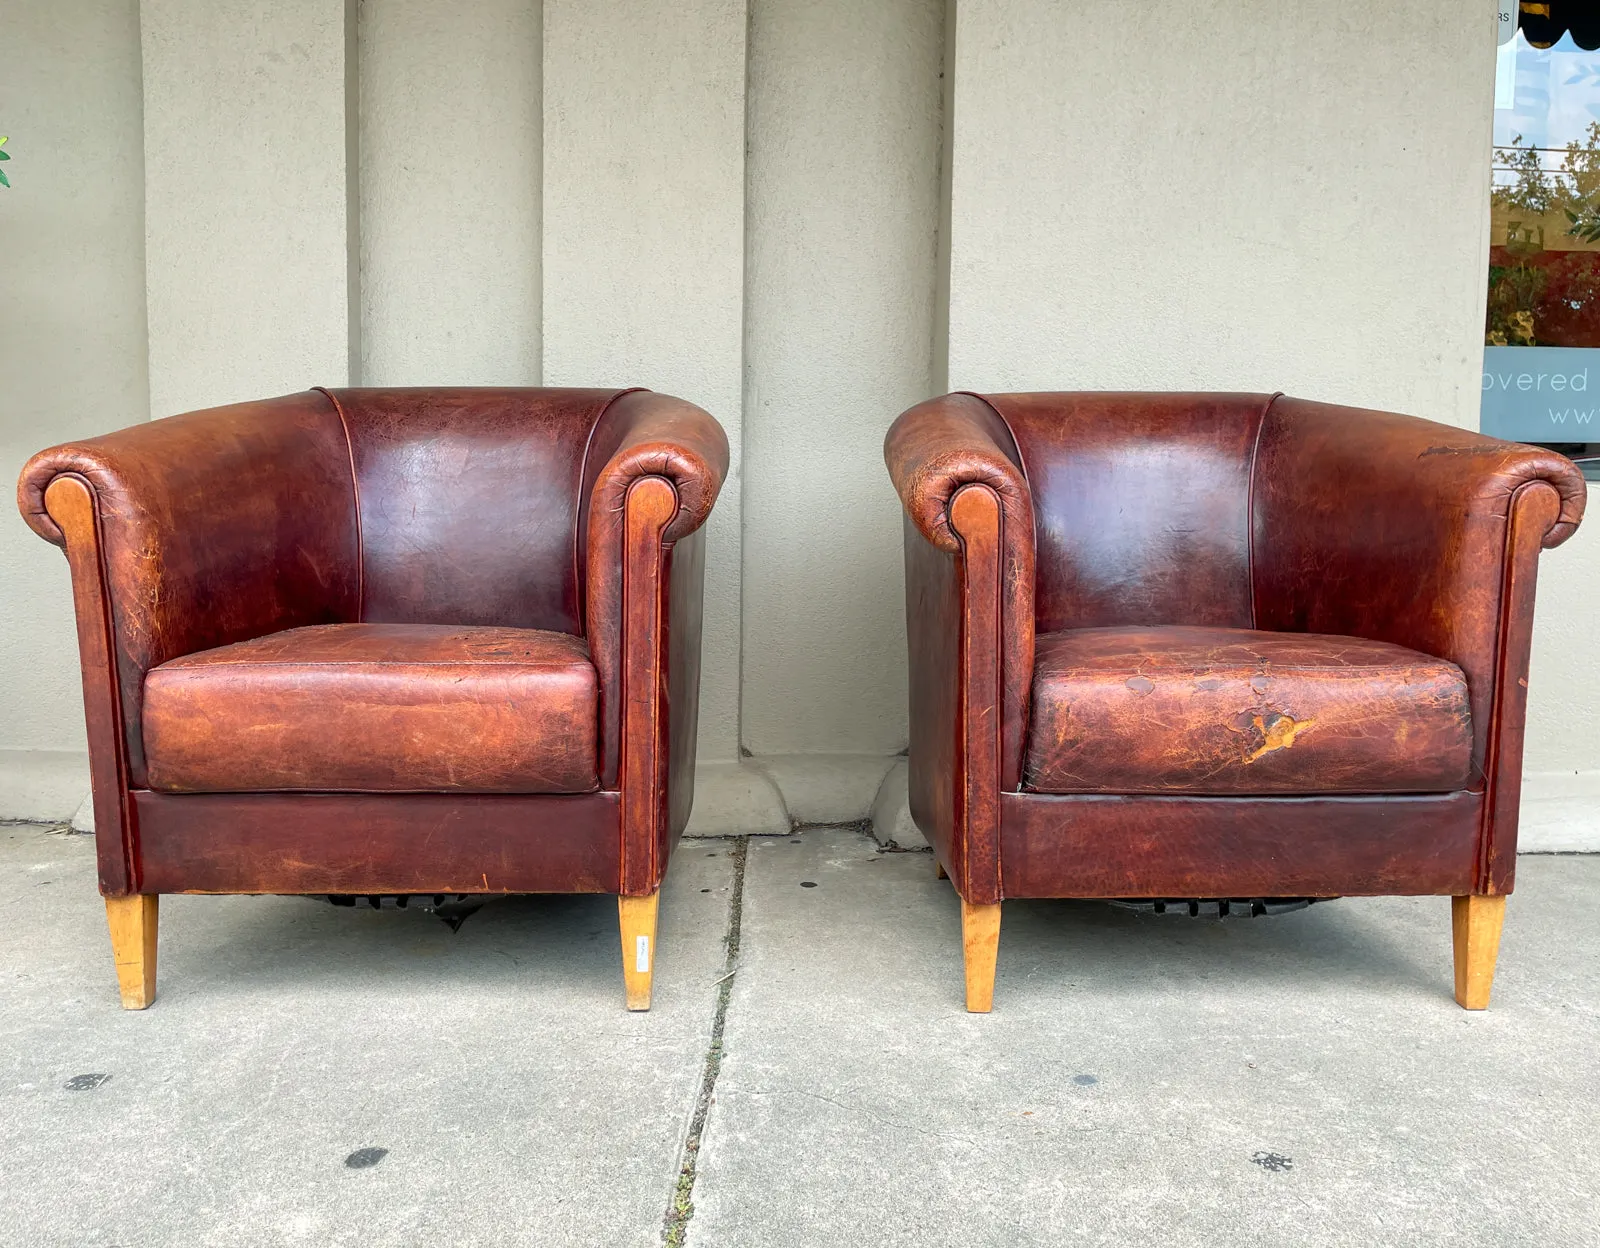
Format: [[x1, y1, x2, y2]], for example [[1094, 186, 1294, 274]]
[[155, 891, 628, 1005], [990, 893, 1448, 1004]]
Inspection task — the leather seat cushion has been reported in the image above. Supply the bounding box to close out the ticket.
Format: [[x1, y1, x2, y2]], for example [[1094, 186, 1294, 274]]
[[143, 624, 599, 794], [1025, 626, 1473, 795]]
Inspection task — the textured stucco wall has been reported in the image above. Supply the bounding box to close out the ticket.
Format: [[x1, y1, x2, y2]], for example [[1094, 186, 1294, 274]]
[[359, 0, 542, 386], [0, 0, 148, 813], [541, 0, 747, 767], [947, 0, 1496, 422], [741, 0, 943, 759], [1523, 517, 1600, 844], [142, 0, 353, 417]]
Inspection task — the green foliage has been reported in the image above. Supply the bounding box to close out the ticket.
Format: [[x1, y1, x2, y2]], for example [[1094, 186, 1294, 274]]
[[1495, 134, 1557, 217], [1494, 124, 1600, 245], [1486, 262, 1544, 346], [0, 136, 9, 188]]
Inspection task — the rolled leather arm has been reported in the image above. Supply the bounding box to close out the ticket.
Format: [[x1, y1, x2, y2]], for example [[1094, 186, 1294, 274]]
[[1252, 396, 1587, 772], [585, 390, 729, 549], [17, 391, 361, 786], [583, 390, 730, 790], [885, 393, 1038, 859], [884, 392, 1034, 553]]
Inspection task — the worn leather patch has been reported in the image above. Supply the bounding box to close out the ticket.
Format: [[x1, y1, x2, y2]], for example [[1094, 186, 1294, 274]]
[[1025, 625, 1473, 795], [144, 623, 599, 794]]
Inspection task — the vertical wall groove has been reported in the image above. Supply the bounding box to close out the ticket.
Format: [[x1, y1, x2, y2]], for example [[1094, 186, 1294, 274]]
[[932, 0, 956, 395], [344, 0, 362, 386]]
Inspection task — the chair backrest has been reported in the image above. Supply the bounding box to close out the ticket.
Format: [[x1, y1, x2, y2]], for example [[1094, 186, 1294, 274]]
[[975, 392, 1276, 632], [324, 387, 629, 633]]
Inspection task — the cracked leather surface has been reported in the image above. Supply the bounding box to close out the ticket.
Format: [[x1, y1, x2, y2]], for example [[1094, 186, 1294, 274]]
[[1025, 625, 1473, 795], [143, 623, 599, 794]]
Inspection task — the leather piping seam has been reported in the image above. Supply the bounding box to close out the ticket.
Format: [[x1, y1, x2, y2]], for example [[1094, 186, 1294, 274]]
[[315, 387, 365, 623], [147, 783, 604, 797], [51, 472, 141, 892], [950, 482, 1004, 903], [957, 391, 1031, 794], [1474, 478, 1556, 893], [153, 659, 592, 670], [1245, 392, 1282, 631], [575, 387, 648, 633], [618, 474, 679, 893]]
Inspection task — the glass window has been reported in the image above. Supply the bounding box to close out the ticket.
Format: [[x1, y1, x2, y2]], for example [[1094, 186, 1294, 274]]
[[1484, 4, 1600, 477]]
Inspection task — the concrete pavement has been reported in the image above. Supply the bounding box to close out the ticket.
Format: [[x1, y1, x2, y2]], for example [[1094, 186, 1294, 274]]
[[1, 823, 1596, 1246]]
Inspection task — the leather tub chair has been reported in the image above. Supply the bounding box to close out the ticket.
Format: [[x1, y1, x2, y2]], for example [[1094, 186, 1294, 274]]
[[885, 392, 1586, 1012], [20, 387, 727, 1011]]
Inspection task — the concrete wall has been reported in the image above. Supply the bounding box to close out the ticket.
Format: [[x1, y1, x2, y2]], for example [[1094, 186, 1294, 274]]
[[141, 0, 355, 417], [541, 0, 748, 781], [2, 0, 1596, 850], [742, 0, 942, 760], [946, 0, 1495, 420], [0, 0, 148, 813], [359, 0, 542, 386]]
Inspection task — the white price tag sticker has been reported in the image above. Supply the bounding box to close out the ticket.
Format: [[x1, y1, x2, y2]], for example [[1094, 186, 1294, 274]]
[[635, 935, 651, 974]]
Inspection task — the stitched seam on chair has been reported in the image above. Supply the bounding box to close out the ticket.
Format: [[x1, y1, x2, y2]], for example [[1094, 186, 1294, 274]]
[[957, 391, 1032, 796], [1036, 664, 1465, 675], [315, 386, 365, 623], [1474, 479, 1550, 888], [1244, 393, 1279, 630], [156, 659, 590, 670], [957, 391, 1027, 477], [153, 783, 605, 796]]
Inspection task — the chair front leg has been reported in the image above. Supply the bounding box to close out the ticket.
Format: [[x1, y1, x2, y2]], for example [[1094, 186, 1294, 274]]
[[105, 895, 158, 1009], [961, 900, 1001, 1013], [1452, 894, 1506, 1010], [618, 892, 660, 1011]]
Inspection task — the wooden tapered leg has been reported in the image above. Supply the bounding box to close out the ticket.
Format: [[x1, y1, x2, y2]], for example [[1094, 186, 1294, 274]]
[[935, 858, 948, 880], [105, 895, 158, 1010], [618, 892, 660, 1011], [961, 900, 1001, 1013], [1452, 894, 1507, 1010]]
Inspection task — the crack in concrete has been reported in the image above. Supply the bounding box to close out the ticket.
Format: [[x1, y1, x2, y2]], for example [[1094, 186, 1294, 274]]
[[662, 835, 748, 1248]]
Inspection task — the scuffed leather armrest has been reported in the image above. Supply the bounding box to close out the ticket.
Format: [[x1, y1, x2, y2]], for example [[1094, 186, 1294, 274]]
[[884, 393, 1034, 554], [585, 390, 729, 550], [885, 395, 1038, 899], [17, 391, 361, 787], [583, 390, 730, 794], [1252, 396, 1587, 773]]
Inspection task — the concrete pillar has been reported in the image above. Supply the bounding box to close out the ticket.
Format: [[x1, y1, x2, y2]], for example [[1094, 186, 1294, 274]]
[[741, 0, 944, 775], [358, 0, 541, 385], [141, 0, 356, 416], [541, 0, 748, 786]]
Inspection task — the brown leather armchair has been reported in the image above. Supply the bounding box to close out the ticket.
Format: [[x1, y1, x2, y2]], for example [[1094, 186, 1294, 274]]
[[886, 392, 1586, 1013], [20, 387, 727, 1011]]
